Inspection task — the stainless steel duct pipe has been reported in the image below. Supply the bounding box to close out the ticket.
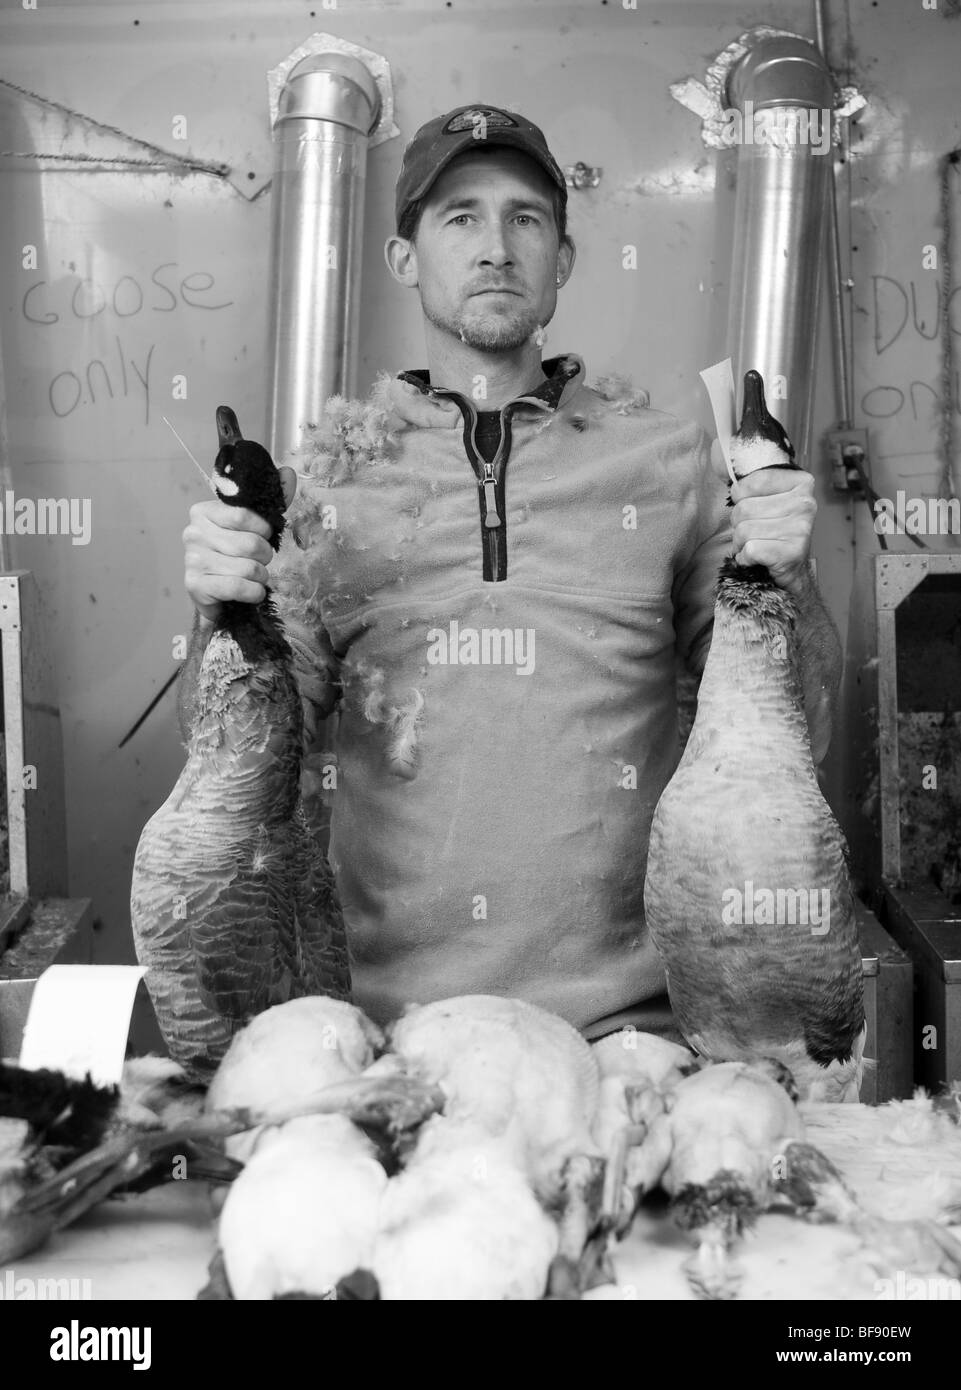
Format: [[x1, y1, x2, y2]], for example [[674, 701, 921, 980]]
[[266, 53, 381, 461], [725, 36, 836, 462]]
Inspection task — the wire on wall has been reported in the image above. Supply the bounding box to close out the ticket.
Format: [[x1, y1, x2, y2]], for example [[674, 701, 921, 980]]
[[0, 76, 231, 178]]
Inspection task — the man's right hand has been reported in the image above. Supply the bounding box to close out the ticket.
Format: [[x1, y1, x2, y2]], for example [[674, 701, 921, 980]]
[[183, 467, 297, 624]]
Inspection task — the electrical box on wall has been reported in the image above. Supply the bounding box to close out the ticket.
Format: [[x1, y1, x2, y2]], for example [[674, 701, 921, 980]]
[[826, 427, 870, 494]]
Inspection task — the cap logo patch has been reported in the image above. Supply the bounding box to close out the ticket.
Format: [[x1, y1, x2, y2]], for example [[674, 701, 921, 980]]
[[444, 107, 519, 134]]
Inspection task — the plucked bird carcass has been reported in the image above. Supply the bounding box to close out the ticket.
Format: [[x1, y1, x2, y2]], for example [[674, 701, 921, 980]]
[[217, 1114, 387, 1300], [131, 407, 351, 1083], [371, 994, 607, 1297], [372, 1124, 562, 1300], [592, 1057, 961, 1302], [620, 1059, 807, 1299], [204, 996, 382, 1161], [387, 996, 603, 1218], [643, 371, 865, 1101], [202, 997, 445, 1299], [203, 997, 443, 1161]]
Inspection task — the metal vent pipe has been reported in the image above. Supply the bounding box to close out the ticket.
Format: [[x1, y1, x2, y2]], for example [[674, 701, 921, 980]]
[[725, 36, 836, 461], [266, 52, 381, 460]]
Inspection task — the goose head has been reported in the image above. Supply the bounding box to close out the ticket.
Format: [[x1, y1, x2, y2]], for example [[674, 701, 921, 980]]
[[728, 370, 798, 482], [213, 406, 287, 550]]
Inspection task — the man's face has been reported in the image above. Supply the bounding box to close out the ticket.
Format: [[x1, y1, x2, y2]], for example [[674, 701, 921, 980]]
[[397, 148, 569, 353]]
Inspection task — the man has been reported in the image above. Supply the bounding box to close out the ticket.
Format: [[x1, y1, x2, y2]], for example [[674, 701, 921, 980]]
[[181, 105, 841, 1040]]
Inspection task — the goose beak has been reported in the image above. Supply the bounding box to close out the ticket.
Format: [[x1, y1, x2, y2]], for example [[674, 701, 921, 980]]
[[738, 370, 767, 440]]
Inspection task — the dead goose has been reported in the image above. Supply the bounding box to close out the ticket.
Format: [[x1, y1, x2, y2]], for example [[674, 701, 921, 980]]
[[131, 408, 351, 1083], [643, 371, 865, 1102]]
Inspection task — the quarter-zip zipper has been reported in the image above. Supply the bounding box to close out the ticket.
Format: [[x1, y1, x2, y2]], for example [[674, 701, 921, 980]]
[[431, 388, 514, 581], [404, 361, 577, 581], [481, 417, 512, 580]]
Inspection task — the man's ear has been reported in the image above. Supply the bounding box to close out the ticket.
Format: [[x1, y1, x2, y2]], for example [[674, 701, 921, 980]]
[[557, 234, 576, 286], [384, 234, 419, 288], [279, 465, 297, 510]]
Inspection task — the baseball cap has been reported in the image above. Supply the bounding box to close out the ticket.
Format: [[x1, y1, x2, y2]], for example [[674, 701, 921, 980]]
[[394, 104, 568, 235]]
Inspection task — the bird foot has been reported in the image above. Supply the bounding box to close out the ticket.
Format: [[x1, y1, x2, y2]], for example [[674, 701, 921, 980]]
[[557, 1153, 607, 1263], [602, 1123, 650, 1233]]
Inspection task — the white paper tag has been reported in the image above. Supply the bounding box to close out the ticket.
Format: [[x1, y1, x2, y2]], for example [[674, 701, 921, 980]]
[[18, 965, 146, 1087], [699, 358, 738, 484]]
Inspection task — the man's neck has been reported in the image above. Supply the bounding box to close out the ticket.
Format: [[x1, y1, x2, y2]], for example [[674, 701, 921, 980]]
[[422, 332, 548, 408]]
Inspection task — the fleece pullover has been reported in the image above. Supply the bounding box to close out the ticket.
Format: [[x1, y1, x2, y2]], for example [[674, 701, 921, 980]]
[[279, 353, 732, 1039]]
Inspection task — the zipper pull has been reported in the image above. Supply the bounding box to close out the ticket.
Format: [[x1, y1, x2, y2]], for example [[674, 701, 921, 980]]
[[482, 476, 501, 528]]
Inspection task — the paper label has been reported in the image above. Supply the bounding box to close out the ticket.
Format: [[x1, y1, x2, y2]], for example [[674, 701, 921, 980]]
[[699, 358, 738, 484], [18, 965, 146, 1087]]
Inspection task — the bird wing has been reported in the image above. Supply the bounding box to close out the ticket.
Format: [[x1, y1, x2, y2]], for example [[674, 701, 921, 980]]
[[188, 827, 280, 1022]]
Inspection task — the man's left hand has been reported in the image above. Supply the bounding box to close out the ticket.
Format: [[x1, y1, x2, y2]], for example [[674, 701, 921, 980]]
[[729, 469, 816, 596]]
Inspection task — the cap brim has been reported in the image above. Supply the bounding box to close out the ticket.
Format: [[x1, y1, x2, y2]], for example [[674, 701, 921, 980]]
[[403, 129, 566, 208]]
